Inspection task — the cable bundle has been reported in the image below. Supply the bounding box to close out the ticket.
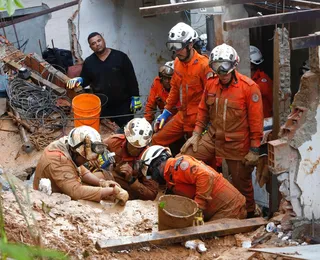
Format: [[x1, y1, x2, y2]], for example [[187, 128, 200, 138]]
[[7, 78, 70, 130]]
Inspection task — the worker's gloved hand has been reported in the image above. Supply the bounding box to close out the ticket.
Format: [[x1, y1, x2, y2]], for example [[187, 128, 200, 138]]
[[99, 180, 120, 188], [256, 155, 270, 187], [193, 209, 204, 226], [119, 162, 133, 182], [66, 77, 83, 89], [242, 148, 260, 166], [130, 96, 142, 113], [113, 186, 129, 206], [180, 132, 201, 154], [154, 109, 172, 132]]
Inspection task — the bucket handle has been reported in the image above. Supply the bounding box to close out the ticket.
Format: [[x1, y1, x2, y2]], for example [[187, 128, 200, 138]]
[[95, 93, 108, 107]]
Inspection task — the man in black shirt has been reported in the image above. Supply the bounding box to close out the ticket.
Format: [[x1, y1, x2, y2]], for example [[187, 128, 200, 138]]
[[67, 32, 142, 128]]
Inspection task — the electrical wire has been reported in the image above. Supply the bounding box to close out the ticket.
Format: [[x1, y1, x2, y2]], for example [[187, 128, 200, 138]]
[[7, 78, 69, 130]]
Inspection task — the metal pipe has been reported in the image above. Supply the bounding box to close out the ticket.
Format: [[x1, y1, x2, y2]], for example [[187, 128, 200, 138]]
[[0, 0, 79, 28], [206, 15, 215, 51]]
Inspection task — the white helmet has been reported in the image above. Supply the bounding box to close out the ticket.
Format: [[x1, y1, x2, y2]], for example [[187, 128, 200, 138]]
[[199, 34, 207, 45], [124, 118, 153, 148], [67, 125, 104, 161], [159, 61, 174, 78], [166, 22, 195, 51], [140, 145, 172, 176], [192, 29, 199, 42], [250, 45, 264, 65], [209, 43, 240, 74]]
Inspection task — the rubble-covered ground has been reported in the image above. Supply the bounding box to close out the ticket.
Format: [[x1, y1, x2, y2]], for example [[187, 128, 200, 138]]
[[0, 117, 309, 260]]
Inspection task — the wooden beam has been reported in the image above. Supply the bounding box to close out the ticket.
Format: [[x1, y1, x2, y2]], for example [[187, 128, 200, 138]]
[[224, 9, 320, 31], [96, 217, 267, 252], [3, 58, 66, 95], [290, 33, 320, 50], [290, 0, 320, 9], [0, 1, 79, 28], [139, 0, 262, 16]]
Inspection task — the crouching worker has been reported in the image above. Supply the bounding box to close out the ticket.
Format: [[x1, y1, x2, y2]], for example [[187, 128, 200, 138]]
[[140, 145, 247, 221], [33, 125, 128, 205], [103, 118, 159, 200]]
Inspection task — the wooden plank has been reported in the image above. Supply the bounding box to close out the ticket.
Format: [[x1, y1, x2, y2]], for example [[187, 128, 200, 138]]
[[214, 15, 224, 45], [223, 9, 320, 31], [291, 0, 320, 9], [3, 58, 66, 95], [96, 217, 267, 252], [290, 33, 320, 50], [139, 0, 262, 17]]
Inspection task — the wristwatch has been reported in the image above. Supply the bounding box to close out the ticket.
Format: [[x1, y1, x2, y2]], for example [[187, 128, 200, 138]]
[[128, 177, 137, 185]]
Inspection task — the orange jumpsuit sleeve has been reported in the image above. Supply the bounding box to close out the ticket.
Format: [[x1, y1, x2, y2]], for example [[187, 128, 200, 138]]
[[144, 81, 158, 123], [245, 83, 264, 148], [194, 89, 210, 134], [130, 177, 159, 201], [164, 73, 180, 113], [48, 156, 102, 202], [259, 79, 273, 117], [176, 159, 214, 210]]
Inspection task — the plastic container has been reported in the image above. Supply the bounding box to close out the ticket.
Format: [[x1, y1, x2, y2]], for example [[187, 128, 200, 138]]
[[158, 195, 198, 231], [72, 93, 101, 131]]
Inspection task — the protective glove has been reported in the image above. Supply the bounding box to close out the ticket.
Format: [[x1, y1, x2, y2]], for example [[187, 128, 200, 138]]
[[256, 155, 270, 187], [99, 180, 120, 188], [113, 186, 129, 206], [242, 148, 260, 167], [153, 109, 172, 132], [193, 209, 204, 226], [66, 77, 83, 89], [119, 162, 133, 182], [180, 132, 201, 154], [130, 96, 142, 113]]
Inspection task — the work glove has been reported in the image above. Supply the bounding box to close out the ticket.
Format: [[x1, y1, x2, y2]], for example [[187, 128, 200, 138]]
[[113, 186, 129, 206], [119, 162, 133, 182], [153, 109, 172, 132], [180, 132, 201, 154], [66, 77, 83, 89], [242, 148, 260, 167], [193, 209, 204, 226], [99, 180, 120, 188], [256, 155, 270, 187], [130, 96, 142, 113]]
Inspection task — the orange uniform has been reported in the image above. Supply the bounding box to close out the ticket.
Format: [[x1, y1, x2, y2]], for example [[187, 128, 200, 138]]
[[183, 70, 264, 212], [163, 155, 247, 221], [252, 69, 273, 118], [152, 51, 212, 146], [144, 77, 180, 123], [104, 134, 158, 200]]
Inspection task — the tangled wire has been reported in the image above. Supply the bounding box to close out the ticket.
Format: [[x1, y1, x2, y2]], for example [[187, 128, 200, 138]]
[[7, 78, 70, 130]]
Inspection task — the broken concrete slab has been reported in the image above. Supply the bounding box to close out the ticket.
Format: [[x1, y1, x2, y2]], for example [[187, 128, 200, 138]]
[[249, 244, 320, 260]]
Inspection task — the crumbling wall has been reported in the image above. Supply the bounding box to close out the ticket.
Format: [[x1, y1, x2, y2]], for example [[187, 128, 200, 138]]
[[278, 46, 320, 220], [275, 28, 292, 127]]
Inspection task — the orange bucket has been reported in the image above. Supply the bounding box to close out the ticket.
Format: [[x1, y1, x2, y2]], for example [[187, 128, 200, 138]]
[[72, 94, 101, 131]]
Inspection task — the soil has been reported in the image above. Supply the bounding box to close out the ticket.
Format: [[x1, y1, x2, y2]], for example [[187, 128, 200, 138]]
[[0, 117, 295, 259]]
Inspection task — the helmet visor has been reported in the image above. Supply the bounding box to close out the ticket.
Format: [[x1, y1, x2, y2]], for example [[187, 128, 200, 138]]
[[91, 142, 106, 154], [166, 42, 185, 51], [210, 61, 234, 75]]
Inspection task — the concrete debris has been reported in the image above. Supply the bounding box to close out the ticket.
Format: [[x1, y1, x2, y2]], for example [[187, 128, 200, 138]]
[[185, 240, 207, 253], [38, 178, 52, 195]]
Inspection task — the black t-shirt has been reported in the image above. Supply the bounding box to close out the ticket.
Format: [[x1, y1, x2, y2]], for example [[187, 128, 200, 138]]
[[80, 49, 139, 106]]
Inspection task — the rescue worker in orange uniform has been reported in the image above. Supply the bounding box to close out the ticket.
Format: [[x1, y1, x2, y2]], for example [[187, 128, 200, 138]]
[[33, 126, 128, 204], [144, 61, 179, 123], [140, 145, 247, 221], [250, 45, 273, 118], [103, 118, 159, 200], [152, 22, 212, 146], [181, 44, 264, 218]]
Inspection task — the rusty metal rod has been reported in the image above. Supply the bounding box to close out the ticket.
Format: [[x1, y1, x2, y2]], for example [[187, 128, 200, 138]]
[[290, 33, 320, 50], [11, 109, 34, 153], [7, 111, 35, 133], [0, 1, 79, 28]]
